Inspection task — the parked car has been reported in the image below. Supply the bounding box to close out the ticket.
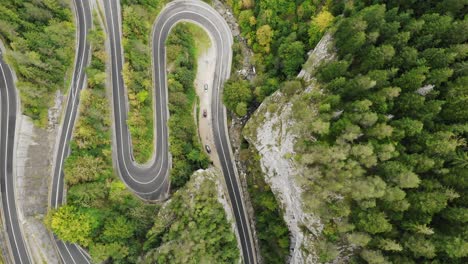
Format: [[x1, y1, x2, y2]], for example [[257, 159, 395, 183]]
[[205, 145, 211, 153], [204, 84, 208, 91], [203, 109, 207, 118]]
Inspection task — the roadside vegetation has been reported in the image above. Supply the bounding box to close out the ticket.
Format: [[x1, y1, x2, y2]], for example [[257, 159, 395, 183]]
[[226, 0, 467, 263], [223, 2, 305, 261], [142, 170, 239, 263], [46, 15, 159, 263], [240, 144, 290, 263], [186, 23, 211, 57], [140, 18, 237, 263], [165, 23, 211, 189], [121, 0, 209, 188], [223, 0, 334, 116], [287, 1, 466, 263], [47, 7, 230, 263], [0, 0, 75, 126], [121, 0, 166, 163]]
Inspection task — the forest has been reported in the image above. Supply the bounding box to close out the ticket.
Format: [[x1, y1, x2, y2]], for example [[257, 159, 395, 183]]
[[0, 0, 75, 126], [122, 0, 210, 188], [226, 0, 467, 263], [304, 2, 467, 262], [46, 14, 159, 263], [165, 23, 211, 189], [46, 3, 232, 262], [1, 0, 466, 263], [241, 145, 290, 263], [142, 170, 239, 263], [121, 0, 164, 163], [223, 0, 334, 114]]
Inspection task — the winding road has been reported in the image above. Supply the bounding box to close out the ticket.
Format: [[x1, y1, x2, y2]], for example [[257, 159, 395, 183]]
[[0, 51, 32, 264], [105, 0, 256, 262], [49, 0, 93, 262], [1, 0, 256, 263]]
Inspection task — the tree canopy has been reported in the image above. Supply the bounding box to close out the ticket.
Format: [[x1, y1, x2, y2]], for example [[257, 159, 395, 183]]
[[0, 0, 75, 126]]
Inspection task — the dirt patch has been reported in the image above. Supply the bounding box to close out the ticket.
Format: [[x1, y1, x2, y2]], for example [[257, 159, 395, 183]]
[[194, 39, 223, 169], [14, 90, 64, 263]]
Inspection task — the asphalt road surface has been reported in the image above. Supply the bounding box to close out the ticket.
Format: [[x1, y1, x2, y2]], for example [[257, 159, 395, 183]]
[[104, 0, 170, 200], [0, 50, 32, 264], [49, 0, 93, 263], [104, 0, 256, 262], [1, 0, 256, 263]]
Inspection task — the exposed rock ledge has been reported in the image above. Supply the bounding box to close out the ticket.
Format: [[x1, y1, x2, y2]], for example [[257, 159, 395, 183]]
[[243, 33, 335, 264]]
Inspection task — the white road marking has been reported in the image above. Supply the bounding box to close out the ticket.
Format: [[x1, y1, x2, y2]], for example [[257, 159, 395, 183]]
[[54, 0, 89, 208], [48, 0, 254, 263], [107, 0, 254, 262], [1, 61, 27, 264], [51, 0, 92, 263]]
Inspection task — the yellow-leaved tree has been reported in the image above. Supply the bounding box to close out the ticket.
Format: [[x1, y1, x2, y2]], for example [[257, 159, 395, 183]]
[[309, 9, 334, 46]]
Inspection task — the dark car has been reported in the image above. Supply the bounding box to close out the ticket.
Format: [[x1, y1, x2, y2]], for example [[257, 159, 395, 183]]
[[203, 109, 207, 118], [205, 145, 211, 153]]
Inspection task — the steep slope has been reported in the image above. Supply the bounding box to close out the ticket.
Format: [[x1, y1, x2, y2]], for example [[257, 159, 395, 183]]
[[244, 2, 467, 263], [243, 33, 335, 263], [142, 168, 239, 263]]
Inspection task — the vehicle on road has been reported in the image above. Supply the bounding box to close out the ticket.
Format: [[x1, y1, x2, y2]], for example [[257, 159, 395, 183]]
[[203, 109, 207, 117], [205, 144, 211, 153], [204, 84, 208, 91]]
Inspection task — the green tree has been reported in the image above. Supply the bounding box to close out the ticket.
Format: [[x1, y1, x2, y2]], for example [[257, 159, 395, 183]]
[[350, 144, 378, 168], [394, 66, 429, 92], [48, 206, 99, 247], [102, 216, 135, 242], [367, 123, 394, 140], [236, 102, 248, 116], [360, 249, 390, 264], [404, 235, 436, 259], [256, 24, 273, 53], [425, 131, 461, 156], [238, 10, 255, 34], [319, 60, 350, 82], [278, 40, 305, 78], [437, 236, 468, 258], [346, 232, 372, 247], [223, 78, 252, 115], [442, 207, 468, 223], [361, 45, 396, 72], [282, 80, 302, 96], [408, 190, 451, 215], [64, 155, 105, 186], [355, 209, 392, 234], [0, 0, 75, 126], [351, 176, 386, 201], [440, 77, 468, 122], [392, 118, 424, 139], [89, 242, 130, 263], [335, 16, 367, 56], [377, 238, 403, 252]]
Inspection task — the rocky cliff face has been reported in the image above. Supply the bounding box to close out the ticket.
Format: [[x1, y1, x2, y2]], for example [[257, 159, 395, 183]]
[[243, 33, 335, 263]]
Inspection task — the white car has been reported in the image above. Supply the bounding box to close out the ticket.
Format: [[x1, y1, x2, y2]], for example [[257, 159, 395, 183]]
[[205, 145, 211, 154]]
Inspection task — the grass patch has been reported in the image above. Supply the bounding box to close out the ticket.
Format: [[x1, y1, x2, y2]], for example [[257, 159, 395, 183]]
[[186, 23, 212, 56]]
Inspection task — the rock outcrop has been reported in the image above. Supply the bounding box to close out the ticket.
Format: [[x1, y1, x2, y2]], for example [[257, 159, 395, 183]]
[[243, 33, 335, 263]]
